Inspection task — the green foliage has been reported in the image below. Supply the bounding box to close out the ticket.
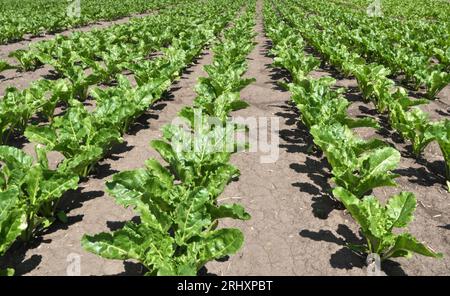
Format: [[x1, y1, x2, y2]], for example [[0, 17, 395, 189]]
[[0, 268, 14, 276], [0, 0, 182, 44], [311, 123, 400, 197], [0, 60, 14, 73], [25, 101, 122, 177], [333, 187, 443, 261], [290, 77, 378, 129], [428, 120, 450, 179], [424, 71, 450, 99], [264, 0, 443, 270], [0, 146, 79, 243], [272, 0, 449, 186], [390, 106, 436, 156], [82, 166, 248, 275]]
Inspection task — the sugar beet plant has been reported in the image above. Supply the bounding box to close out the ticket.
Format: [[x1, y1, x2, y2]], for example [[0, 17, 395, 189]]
[[333, 187, 442, 261], [0, 145, 79, 276], [264, 1, 442, 270], [82, 112, 251, 275], [81, 4, 256, 275], [0, 60, 14, 74]]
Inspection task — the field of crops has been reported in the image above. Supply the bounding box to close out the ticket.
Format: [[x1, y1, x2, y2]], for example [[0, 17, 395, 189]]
[[0, 0, 449, 276]]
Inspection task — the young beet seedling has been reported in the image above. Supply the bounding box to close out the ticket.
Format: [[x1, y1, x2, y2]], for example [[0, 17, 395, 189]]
[[333, 187, 443, 264]]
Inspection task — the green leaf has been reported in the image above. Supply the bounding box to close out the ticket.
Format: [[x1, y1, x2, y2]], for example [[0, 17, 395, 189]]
[[106, 170, 172, 232], [208, 203, 251, 220], [197, 228, 244, 265], [39, 172, 79, 205], [145, 159, 173, 187], [0, 187, 27, 254], [82, 223, 146, 261], [35, 145, 49, 170], [203, 164, 239, 198], [150, 140, 178, 167], [0, 145, 33, 170], [0, 60, 14, 72], [333, 187, 372, 235], [24, 126, 57, 149], [386, 192, 416, 229], [82, 222, 175, 273], [359, 195, 386, 239], [355, 147, 401, 196], [58, 147, 103, 176], [174, 188, 211, 245], [387, 233, 443, 259]]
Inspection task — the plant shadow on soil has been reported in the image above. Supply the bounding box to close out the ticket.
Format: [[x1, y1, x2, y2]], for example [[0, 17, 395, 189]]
[[274, 100, 343, 219], [180, 51, 208, 78], [299, 224, 407, 276], [261, 38, 344, 219], [438, 224, 450, 230], [110, 261, 223, 276], [125, 85, 179, 136], [436, 109, 450, 117], [106, 217, 151, 276], [262, 40, 293, 93]]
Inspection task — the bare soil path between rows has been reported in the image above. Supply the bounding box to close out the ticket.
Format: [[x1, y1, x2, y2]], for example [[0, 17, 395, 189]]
[[1, 0, 449, 276]]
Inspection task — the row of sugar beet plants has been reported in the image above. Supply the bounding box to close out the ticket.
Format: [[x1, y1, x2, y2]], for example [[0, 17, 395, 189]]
[[277, 0, 450, 190], [8, 1, 198, 73], [264, 1, 442, 271], [0, 0, 244, 276], [0, 0, 184, 45], [1, 1, 187, 76], [292, 0, 450, 98], [81, 2, 257, 276], [331, 0, 450, 22], [0, 2, 213, 145]]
